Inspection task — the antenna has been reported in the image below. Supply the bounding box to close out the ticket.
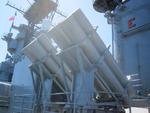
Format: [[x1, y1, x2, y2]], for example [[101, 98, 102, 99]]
[[26, 0, 32, 6], [6, 1, 25, 14], [6, 0, 66, 29], [56, 10, 67, 18], [9, 11, 17, 33]]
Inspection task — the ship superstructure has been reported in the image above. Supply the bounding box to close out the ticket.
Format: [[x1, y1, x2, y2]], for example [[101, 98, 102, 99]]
[[0, 0, 149, 113]]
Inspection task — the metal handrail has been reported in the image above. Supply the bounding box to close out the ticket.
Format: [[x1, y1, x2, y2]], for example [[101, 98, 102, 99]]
[[0, 96, 9, 103], [13, 90, 123, 97], [0, 96, 10, 98], [11, 90, 127, 113]]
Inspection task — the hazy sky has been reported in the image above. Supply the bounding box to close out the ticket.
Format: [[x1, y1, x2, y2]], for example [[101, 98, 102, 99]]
[[0, 0, 148, 113], [0, 0, 112, 62]]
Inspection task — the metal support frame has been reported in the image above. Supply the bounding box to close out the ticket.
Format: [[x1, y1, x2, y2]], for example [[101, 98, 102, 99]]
[[58, 54, 71, 103], [71, 47, 95, 112], [94, 45, 121, 105], [18, 25, 130, 113], [29, 63, 54, 113]]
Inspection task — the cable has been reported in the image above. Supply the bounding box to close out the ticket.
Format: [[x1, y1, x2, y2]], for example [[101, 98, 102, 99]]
[[26, 0, 32, 5]]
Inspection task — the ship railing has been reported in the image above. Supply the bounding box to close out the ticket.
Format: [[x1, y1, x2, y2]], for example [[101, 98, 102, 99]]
[[0, 95, 9, 107], [11, 91, 125, 113]]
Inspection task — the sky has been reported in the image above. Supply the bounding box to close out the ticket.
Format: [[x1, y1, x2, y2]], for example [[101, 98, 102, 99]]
[[0, 0, 148, 113], [0, 0, 112, 62]]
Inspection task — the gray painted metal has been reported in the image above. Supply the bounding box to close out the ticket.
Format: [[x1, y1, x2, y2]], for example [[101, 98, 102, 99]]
[[23, 9, 131, 109], [0, 61, 13, 82], [10, 85, 34, 113], [0, 82, 11, 113], [113, 0, 150, 96], [0, 107, 9, 113], [12, 57, 33, 87], [0, 16, 34, 113]]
